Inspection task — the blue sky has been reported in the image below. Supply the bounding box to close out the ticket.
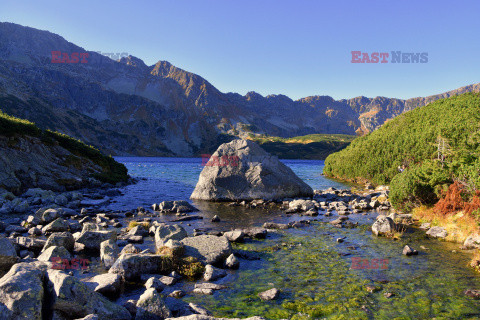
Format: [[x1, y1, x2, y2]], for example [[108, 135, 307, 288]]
[[1, 0, 479, 100]]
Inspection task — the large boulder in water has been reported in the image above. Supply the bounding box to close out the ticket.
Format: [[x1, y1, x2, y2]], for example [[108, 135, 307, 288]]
[[190, 139, 313, 200]]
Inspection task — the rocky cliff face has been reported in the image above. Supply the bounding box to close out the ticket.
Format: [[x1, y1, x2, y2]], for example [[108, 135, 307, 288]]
[[1, 22, 479, 156], [0, 135, 99, 193], [0, 111, 128, 193]]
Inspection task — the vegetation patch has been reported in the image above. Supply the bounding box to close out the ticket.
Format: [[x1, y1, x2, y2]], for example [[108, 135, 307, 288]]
[[324, 93, 480, 214], [248, 133, 356, 159]]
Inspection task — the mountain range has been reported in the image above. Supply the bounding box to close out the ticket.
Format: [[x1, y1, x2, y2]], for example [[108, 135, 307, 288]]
[[1, 21, 479, 157]]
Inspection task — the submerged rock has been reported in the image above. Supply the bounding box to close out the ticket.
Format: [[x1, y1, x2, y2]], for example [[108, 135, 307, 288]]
[[152, 201, 197, 213], [203, 264, 227, 281], [402, 245, 418, 256], [225, 254, 240, 269], [258, 288, 280, 301], [190, 139, 313, 201]]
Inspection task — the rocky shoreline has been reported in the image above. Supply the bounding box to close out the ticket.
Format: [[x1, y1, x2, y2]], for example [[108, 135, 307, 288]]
[[0, 180, 399, 320]]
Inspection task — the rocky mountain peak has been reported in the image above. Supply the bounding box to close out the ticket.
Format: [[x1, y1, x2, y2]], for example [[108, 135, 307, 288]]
[[118, 55, 148, 69]]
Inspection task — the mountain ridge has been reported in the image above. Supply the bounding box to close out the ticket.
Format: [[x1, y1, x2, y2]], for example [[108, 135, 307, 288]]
[[0, 21, 479, 157]]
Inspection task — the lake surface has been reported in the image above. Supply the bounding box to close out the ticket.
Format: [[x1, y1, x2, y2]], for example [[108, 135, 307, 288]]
[[110, 157, 480, 319], [108, 157, 348, 211]]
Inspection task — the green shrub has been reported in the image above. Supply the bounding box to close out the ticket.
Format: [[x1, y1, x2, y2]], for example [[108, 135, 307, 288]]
[[324, 93, 480, 211], [390, 161, 452, 212]]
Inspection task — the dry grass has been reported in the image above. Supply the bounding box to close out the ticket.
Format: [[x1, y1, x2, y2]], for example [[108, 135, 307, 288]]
[[413, 205, 479, 243], [127, 221, 150, 231], [385, 223, 407, 240]]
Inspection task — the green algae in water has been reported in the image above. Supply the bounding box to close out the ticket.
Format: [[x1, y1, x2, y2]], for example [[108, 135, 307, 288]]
[[184, 224, 480, 319]]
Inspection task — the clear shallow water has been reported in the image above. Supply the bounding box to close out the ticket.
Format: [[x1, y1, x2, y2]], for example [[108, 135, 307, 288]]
[[110, 157, 480, 319], [108, 157, 348, 211]]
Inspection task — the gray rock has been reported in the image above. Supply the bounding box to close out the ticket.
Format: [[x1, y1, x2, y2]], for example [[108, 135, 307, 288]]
[[402, 245, 418, 256], [76, 230, 117, 250], [258, 288, 280, 301], [223, 230, 245, 242], [84, 273, 124, 298], [42, 218, 69, 233], [371, 215, 395, 236], [426, 226, 448, 239], [55, 195, 68, 206], [0, 236, 18, 271], [464, 234, 480, 249], [145, 277, 166, 292], [135, 288, 171, 320], [0, 261, 47, 320], [109, 254, 173, 281], [181, 235, 232, 265], [159, 276, 177, 286], [120, 244, 141, 255], [28, 226, 42, 236], [128, 226, 149, 237], [47, 269, 131, 319], [166, 317, 266, 320], [5, 224, 27, 234], [162, 239, 185, 257], [123, 300, 137, 317], [243, 227, 267, 239], [262, 222, 289, 230], [168, 290, 185, 298], [288, 199, 316, 212], [419, 222, 431, 230], [154, 201, 197, 213], [155, 224, 187, 249], [203, 264, 227, 281], [194, 283, 226, 291], [100, 239, 120, 269], [75, 315, 100, 320], [192, 288, 213, 295], [225, 254, 239, 269], [43, 232, 75, 252], [186, 304, 212, 316], [38, 245, 71, 262], [42, 209, 60, 223], [190, 140, 313, 200]]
